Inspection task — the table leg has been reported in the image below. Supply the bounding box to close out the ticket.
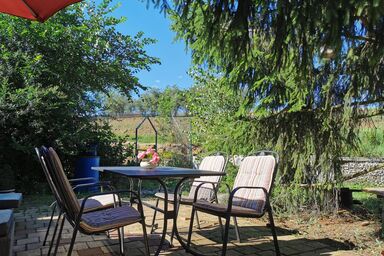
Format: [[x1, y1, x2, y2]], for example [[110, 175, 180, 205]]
[[152, 178, 169, 256], [136, 178, 169, 256], [173, 177, 206, 256]]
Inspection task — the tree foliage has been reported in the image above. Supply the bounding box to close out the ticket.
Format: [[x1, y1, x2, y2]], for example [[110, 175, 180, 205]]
[[104, 86, 187, 117], [158, 85, 187, 116], [161, 1, 384, 186], [0, 0, 159, 192]]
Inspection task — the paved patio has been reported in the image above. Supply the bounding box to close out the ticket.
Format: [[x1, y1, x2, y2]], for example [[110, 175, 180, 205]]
[[13, 200, 357, 256]]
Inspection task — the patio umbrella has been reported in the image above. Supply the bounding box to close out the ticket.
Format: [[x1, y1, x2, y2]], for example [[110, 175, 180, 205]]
[[0, 0, 83, 22]]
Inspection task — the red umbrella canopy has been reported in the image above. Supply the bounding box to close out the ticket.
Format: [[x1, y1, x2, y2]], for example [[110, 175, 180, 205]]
[[0, 0, 83, 22]]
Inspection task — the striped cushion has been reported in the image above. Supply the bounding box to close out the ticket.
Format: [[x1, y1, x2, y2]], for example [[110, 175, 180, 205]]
[[188, 155, 226, 200], [80, 205, 141, 233], [232, 155, 276, 214], [79, 194, 118, 213], [48, 148, 80, 216], [194, 200, 263, 217]]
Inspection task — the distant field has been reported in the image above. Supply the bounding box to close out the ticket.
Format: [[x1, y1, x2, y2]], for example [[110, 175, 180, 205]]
[[106, 116, 160, 137], [104, 115, 384, 157], [104, 116, 191, 144]]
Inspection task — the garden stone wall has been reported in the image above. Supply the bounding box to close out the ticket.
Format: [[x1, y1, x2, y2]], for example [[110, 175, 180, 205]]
[[341, 157, 384, 185]]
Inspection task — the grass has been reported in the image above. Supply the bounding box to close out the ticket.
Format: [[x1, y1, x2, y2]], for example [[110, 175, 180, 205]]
[[106, 116, 191, 143], [356, 127, 384, 157], [135, 135, 170, 144]]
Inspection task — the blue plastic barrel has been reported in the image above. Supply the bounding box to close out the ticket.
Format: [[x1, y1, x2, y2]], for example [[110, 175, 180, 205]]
[[74, 156, 100, 189]]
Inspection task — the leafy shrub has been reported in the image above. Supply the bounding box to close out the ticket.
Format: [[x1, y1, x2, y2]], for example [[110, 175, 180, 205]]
[[0, 83, 135, 193], [0, 0, 158, 193]]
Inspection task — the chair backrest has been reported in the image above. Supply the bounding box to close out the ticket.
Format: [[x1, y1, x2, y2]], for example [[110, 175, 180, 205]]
[[41, 147, 80, 220], [188, 155, 227, 200], [35, 147, 65, 211], [232, 151, 278, 213]]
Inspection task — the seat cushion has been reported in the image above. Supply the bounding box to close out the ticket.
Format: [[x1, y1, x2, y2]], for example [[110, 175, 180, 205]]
[[79, 194, 117, 213], [188, 155, 226, 200], [0, 193, 22, 209], [0, 210, 13, 236], [80, 205, 141, 234], [193, 201, 263, 217], [232, 155, 275, 212], [154, 192, 194, 205]]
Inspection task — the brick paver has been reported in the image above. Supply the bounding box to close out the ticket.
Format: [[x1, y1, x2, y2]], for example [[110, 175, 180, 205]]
[[13, 200, 357, 255]]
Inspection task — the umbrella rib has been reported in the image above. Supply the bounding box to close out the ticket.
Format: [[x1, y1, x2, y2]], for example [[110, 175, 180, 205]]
[[20, 0, 39, 20]]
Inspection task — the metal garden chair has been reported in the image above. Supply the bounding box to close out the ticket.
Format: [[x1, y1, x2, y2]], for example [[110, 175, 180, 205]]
[[35, 148, 120, 249], [41, 176, 118, 246], [187, 151, 281, 256], [150, 154, 233, 242], [37, 146, 150, 256]]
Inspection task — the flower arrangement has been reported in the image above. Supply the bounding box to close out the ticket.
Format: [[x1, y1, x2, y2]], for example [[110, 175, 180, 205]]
[[138, 147, 160, 168]]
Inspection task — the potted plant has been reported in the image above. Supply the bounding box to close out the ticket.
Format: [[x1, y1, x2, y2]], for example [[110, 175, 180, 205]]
[[137, 147, 160, 169]]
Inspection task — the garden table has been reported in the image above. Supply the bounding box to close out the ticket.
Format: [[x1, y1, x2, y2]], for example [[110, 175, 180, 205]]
[[92, 166, 225, 256]]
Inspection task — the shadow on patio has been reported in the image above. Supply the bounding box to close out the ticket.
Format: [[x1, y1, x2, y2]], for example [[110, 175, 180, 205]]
[[12, 200, 356, 256]]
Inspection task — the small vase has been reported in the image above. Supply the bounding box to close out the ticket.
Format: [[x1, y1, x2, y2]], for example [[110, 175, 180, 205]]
[[140, 161, 156, 169]]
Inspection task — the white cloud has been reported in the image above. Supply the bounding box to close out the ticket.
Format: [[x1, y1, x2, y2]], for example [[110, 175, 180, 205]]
[[155, 80, 161, 83]]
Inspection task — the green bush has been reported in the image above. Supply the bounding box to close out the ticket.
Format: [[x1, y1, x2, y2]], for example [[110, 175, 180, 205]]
[[0, 0, 158, 194], [0, 84, 135, 193]]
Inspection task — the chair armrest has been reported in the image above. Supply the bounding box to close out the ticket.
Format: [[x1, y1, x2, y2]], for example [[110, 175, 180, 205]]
[[192, 181, 221, 203], [221, 183, 232, 194], [72, 181, 114, 192], [227, 186, 268, 212], [68, 177, 96, 184]]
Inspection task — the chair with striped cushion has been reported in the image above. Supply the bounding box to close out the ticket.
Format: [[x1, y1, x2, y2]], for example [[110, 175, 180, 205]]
[[37, 147, 149, 256], [150, 154, 227, 241], [187, 151, 280, 256]]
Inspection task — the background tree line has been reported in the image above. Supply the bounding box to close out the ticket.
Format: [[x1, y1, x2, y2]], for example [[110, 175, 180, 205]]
[[104, 85, 187, 117]]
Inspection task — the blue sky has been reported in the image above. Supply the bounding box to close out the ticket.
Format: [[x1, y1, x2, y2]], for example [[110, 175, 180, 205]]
[[111, 0, 193, 90]]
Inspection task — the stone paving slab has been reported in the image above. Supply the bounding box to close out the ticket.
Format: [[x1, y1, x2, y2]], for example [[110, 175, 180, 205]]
[[12, 200, 357, 256]]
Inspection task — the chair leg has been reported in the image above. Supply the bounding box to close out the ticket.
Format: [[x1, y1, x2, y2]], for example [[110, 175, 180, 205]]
[[221, 216, 231, 256], [48, 211, 62, 256], [67, 222, 79, 256], [218, 216, 224, 239], [118, 227, 124, 255], [170, 221, 175, 246], [233, 217, 241, 243], [43, 203, 57, 246], [214, 192, 224, 239], [187, 207, 196, 247], [195, 211, 201, 229], [170, 199, 181, 246], [150, 198, 160, 234], [53, 216, 65, 256], [267, 207, 281, 256], [141, 220, 150, 256]]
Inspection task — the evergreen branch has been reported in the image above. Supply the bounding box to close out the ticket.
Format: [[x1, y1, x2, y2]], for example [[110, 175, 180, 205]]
[[343, 31, 377, 43], [243, 97, 384, 122]]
